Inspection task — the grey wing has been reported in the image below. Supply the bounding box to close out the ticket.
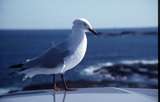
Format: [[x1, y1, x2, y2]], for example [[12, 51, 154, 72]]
[[24, 42, 70, 68]]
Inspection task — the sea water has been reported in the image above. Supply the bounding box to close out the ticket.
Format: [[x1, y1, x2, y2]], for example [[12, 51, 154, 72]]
[[0, 28, 158, 92]]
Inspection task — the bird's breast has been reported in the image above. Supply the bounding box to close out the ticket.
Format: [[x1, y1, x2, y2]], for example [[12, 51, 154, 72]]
[[63, 34, 87, 72]]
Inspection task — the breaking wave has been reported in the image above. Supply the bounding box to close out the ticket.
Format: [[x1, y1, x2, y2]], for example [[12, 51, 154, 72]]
[[80, 59, 158, 88], [82, 59, 158, 75]]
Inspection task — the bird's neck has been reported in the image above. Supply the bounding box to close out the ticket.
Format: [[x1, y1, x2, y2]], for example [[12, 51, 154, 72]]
[[69, 28, 87, 50], [71, 28, 85, 39]]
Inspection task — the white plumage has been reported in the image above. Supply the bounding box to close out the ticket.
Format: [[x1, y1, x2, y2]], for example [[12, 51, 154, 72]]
[[12, 18, 97, 81]]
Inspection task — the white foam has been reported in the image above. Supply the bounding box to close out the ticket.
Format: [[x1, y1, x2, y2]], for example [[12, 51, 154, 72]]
[[81, 62, 114, 76], [81, 59, 158, 76], [120, 60, 158, 65], [140, 60, 158, 64], [81, 66, 100, 75], [100, 62, 114, 67]]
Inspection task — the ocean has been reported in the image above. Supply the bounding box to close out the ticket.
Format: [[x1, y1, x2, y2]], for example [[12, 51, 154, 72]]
[[0, 28, 158, 93]]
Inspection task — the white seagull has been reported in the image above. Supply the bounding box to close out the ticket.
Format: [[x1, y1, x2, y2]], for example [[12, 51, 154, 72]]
[[10, 18, 98, 91]]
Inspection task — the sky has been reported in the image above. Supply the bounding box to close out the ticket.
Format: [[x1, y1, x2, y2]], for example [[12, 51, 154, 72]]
[[0, 0, 158, 29]]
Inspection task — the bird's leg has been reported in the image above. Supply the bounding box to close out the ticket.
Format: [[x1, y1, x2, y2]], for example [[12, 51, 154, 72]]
[[60, 74, 68, 90], [53, 74, 56, 90], [53, 74, 60, 91], [60, 74, 75, 91]]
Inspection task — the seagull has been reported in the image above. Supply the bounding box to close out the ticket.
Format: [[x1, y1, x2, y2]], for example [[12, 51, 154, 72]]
[[10, 18, 98, 91]]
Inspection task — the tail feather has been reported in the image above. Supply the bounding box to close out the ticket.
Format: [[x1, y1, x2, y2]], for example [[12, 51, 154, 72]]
[[9, 63, 24, 68], [9, 63, 31, 81]]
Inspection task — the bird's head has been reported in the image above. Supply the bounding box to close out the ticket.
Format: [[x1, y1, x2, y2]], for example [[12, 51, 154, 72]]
[[72, 18, 98, 35]]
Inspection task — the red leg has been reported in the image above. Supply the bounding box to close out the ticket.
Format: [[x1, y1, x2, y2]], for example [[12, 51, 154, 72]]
[[53, 74, 59, 91], [60, 74, 75, 91]]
